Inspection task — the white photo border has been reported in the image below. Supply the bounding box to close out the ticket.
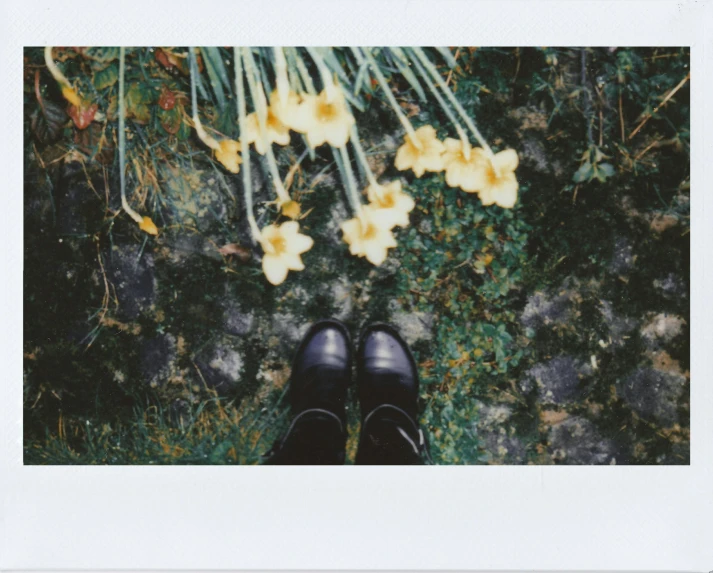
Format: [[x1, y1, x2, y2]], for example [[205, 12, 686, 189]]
[[2, 0, 712, 570]]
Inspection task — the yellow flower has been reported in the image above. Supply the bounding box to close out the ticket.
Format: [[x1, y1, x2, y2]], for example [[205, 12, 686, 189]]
[[366, 180, 415, 228], [442, 138, 487, 193], [475, 149, 520, 208], [61, 85, 82, 107], [215, 139, 242, 174], [291, 83, 355, 148], [270, 90, 303, 130], [139, 216, 158, 236], [244, 106, 290, 155], [341, 205, 397, 266], [279, 199, 301, 220], [259, 221, 314, 286], [395, 125, 446, 177]]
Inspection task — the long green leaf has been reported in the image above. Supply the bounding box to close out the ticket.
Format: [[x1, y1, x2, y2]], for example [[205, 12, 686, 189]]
[[435, 46, 458, 68], [200, 47, 226, 109], [389, 47, 426, 101]]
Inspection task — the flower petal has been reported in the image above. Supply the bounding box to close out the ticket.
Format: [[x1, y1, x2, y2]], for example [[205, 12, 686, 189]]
[[291, 233, 314, 255], [493, 149, 519, 173], [493, 174, 519, 208], [282, 253, 305, 271], [262, 254, 289, 285], [364, 242, 389, 266]]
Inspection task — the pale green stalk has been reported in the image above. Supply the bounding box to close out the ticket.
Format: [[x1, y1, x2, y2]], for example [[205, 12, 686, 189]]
[[349, 125, 379, 189], [118, 46, 142, 224], [332, 146, 362, 215], [273, 47, 290, 108], [189, 47, 219, 150], [242, 48, 291, 205], [409, 52, 472, 156], [356, 47, 421, 149], [234, 48, 262, 242], [410, 46, 493, 155], [305, 47, 336, 100], [288, 47, 317, 95]]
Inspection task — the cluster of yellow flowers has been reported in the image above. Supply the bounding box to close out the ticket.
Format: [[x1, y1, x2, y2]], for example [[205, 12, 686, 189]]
[[192, 50, 519, 287], [210, 79, 355, 173], [341, 181, 415, 266], [395, 125, 520, 209]]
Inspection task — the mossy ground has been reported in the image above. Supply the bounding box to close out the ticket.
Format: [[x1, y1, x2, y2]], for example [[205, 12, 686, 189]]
[[24, 47, 689, 464]]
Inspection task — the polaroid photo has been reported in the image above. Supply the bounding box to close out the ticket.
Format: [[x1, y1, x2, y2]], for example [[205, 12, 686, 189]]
[[3, 0, 712, 570]]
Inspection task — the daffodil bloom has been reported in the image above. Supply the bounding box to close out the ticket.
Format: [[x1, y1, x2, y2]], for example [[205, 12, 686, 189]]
[[270, 89, 303, 130], [291, 83, 355, 148], [475, 149, 520, 209], [394, 125, 446, 177], [366, 180, 415, 228], [215, 139, 242, 174], [259, 221, 314, 285], [442, 138, 488, 193], [341, 205, 397, 266], [244, 106, 291, 155], [279, 199, 301, 220], [139, 216, 159, 236]]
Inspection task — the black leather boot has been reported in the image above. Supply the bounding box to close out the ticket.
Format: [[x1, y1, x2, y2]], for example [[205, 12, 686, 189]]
[[355, 323, 429, 465], [263, 319, 351, 465]]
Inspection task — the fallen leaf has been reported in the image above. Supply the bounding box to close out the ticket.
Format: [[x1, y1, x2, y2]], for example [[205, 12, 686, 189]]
[[68, 102, 98, 130], [218, 243, 251, 262]]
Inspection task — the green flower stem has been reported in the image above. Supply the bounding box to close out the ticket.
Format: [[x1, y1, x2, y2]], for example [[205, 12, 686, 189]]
[[356, 47, 422, 150], [288, 47, 317, 95], [43, 47, 70, 88], [305, 47, 335, 99], [273, 47, 290, 105], [349, 125, 379, 189], [118, 47, 142, 225], [410, 52, 471, 155], [242, 48, 290, 205], [189, 47, 219, 150], [332, 145, 362, 215], [410, 46, 493, 155], [234, 48, 262, 242]]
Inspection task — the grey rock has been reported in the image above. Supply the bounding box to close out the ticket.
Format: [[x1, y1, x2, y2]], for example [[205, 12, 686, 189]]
[[482, 430, 527, 464], [140, 333, 177, 388], [548, 416, 617, 464], [389, 309, 434, 346], [222, 303, 255, 336], [105, 244, 157, 320], [195, 337, 244, 395], [653, 274, 687, 300], [270, 312, 311, 352], [609, 236, 634, 274], [520, 290, 574, 330], [330, 276, 354, 322], [599, 300, 638, 347], [617, 367, 686, 425], [520, 136, 549, 174], [163, 233, 223, 265], [640, 313, 686, 349], [521, 356, 591, 405], [324, 201, 350, 246]]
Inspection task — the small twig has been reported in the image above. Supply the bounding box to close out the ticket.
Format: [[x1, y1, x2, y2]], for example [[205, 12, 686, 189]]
[[445, 47, 461, 86], [618, 87, 625, 143], [628, 72, 690, 140]]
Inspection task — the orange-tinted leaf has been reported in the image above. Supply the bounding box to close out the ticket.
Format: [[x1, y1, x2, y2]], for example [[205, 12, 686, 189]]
[[68, 102, 98, 130], [158, 86, 176, 110]]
